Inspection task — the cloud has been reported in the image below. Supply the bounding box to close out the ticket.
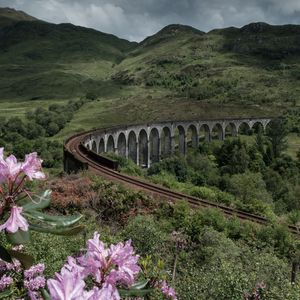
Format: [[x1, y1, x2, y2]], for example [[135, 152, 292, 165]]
[[0, 0, 299, 41]]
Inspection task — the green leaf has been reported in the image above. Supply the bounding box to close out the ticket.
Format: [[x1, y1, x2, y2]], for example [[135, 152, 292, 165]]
[[29, 223, 85, 236], [0, 289, 13, 298], [24, 211, 83, 227], [6, 230, 31, 245], [0, 245, 12, 263], [119, 288, 153, 297], [8, 250, 34, 269], [130, 279, 149, 290], [22, 190, 52, 212], [41, 288, 51, 300]]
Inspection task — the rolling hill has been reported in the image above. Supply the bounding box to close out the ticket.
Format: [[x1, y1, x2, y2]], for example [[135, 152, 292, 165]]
[[0, 7, 299, 116], [113, 22, 300, 107], [0, 7, 137, 100]]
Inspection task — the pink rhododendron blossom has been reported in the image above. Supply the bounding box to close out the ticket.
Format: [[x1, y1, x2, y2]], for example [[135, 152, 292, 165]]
[[21, 152, 45, 180], [0, 148, 45, 183], [0, 149, 21, 183], [61, 256, 86, 281], [109, 239, 140, 286], [79, 232, 140, 288], [0, 206, 29, 233], [161, 280, 177, 300], [96, 283, 120, 300], [48, 233, 142, 300], [47, 269, 86, 300]]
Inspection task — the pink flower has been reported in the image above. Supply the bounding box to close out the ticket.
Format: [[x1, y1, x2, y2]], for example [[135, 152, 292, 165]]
[[47, 269, 86, 300], [80, 232, 140, 287], [97, 283, 120, 300], [109, 240, 140, 286], [0, 148, 45, 184], [24, 276, 46, 291], [61, 257, 86, 280], [0, 148, 21, 183], [21, 152, 45, 181], [24, 263, 45, 279], [0, 274, 13, 291], [161, 281, 177, 300], [0, 206, 29, 233]]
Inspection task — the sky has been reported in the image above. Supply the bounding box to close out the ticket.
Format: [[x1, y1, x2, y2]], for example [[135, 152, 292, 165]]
[[1, 0, 300, 41]]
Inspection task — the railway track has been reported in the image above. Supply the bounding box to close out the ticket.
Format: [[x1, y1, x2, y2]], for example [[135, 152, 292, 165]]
[[65, 131, 300, 236]]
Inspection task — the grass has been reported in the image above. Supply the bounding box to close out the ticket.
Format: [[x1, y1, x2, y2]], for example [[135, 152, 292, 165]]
[[0, 99, 69, 120], [286, 133, 300, 159]]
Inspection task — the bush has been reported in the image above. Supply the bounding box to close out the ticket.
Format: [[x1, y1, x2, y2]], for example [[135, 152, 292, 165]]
[[148, 157, 188, 182], [189, 186, 235, 206], [122, 215, 168, 256]]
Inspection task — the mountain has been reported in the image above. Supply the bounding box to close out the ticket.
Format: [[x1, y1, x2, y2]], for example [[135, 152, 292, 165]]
[[0, 7, 37, 27], [0, 7, 299, 108], [0, 7, 137, 100], [112, 22, 300, 106]]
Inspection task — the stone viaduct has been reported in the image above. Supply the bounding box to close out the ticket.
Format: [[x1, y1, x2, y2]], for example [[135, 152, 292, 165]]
[[83, 118, 271, 168]]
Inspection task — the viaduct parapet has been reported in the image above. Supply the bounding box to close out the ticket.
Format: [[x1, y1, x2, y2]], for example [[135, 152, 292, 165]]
[[83, 118, 271, 168]]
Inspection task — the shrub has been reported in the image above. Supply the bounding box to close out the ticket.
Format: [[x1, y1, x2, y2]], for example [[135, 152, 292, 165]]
[[122, 215, 168, 256]]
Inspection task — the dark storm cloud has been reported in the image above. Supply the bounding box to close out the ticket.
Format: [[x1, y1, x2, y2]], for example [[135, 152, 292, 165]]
[[1, 0, 300, 41]]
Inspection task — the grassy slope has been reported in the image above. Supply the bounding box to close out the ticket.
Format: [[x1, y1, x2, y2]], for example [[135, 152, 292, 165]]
[[114, 23, 300, 107], [0, 9, 299, 140], [0, 8, 137, 101]]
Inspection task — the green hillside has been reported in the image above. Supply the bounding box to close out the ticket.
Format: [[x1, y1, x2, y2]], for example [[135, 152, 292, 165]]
[[114, 22, 300, 107], [0, 7, 37, 27], [0, 7, 299, 126], [0, 7, 137, 100]]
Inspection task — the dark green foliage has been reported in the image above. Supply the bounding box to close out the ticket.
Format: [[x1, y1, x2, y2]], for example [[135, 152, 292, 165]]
[[0, 98, 93, 168], [284, 108, 300, 133], [266, 118, 288, 159], [186, 152, 220, 186], [148, 157, 188, 182], [122, 215, 168, 256], [90, 178, 152, 222], [215, 139, 251, 174], [227, 171, 272, 204]]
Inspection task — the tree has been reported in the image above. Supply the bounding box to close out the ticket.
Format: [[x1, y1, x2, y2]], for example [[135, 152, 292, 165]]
[[46, 122, 60, 136], [266, 118, 288, 159], [228, 171, 272, 204], [255, 126, 265, 155], [25, 122, 45, 139], [215, 139, 250, 175]]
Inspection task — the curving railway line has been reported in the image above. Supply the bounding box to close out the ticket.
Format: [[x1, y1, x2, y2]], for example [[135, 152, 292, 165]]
[[64, 130, 300, 236]]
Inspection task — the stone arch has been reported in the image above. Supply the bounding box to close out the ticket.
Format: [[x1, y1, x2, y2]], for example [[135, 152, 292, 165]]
[[199, 124, 210, 142], [91, 140, 97, 153], [237, 122, 251, 135], [225, 122, 237, 137], [128, 131, 137, 163], [138, 129, 149, 167], [187, 124, 198, 149], [99, 138, 105, 153], [211, 123, 224, 140], [106, 135, 115, 153], [174, 125, 186, 155], [149, 128, 160, 164], [161, 126, 172, 158], [251, 121, 264, 133], [117, 132, 126, 157]]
